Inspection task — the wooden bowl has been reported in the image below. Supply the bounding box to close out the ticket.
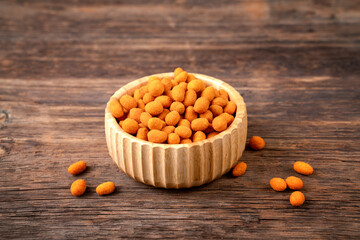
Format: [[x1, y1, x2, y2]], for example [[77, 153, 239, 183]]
[[105, 73, 247, 188]]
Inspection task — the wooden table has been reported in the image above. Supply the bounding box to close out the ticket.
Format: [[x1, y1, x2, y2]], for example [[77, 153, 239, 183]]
[[1, 1, 359, 239]]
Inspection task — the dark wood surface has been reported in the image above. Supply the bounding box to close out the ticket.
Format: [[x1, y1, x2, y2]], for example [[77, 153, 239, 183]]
[[1, 0, 360, 239]]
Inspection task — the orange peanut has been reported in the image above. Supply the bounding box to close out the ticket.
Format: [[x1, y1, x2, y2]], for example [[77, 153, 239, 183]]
[[147, 130, 167, 143], [136, 127, 149, 141], [290, 191, 305, 207], [191, 118, 209, 131], [128, 108, 144, 123], [270, 178, 287, 191], [180, 139, 192, 144], [175, 126, 192, 139], [183, 89, 197, 107], [122, 118, 139, 134], [249, 136, 265, 150], [170, 101, 185, 114], [293, 161, 314, 175], [96, 182, 116, 196], [145, 101, 163, 116], [71, 179, 86, 197], [168, 133, 181, 144], [232, 162, 247, 177], [192, 131, 206, 142], [109, 99, 124, 118], [285, 176, 303, 190], [120, 95, 137, 110], [148, 117, 164, 130], [68, 161, 87, 175], [212, 116, 227, 132]]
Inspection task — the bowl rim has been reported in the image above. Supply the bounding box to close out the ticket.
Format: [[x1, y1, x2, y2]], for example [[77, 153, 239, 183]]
[[105, 72, 246, 149]]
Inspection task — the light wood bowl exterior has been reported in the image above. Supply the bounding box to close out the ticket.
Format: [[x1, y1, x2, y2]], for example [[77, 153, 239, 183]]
[[105, 73, 247, 188]]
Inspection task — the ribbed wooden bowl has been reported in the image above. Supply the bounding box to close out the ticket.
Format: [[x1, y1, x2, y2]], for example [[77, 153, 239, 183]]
[[105, 73, 247, 188]]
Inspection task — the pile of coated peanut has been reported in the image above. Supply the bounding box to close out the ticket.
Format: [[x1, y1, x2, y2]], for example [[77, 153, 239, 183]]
[[109, 67, 237, 144]]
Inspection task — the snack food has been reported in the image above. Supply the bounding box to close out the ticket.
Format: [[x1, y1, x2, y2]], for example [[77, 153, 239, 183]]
[[232, 162, 247, 177], [290, 191, 305, 206], [96, 182, 116, 196], [249, 136, 265, 150], [109, 67, 237, 144], [293, 161, 314, 175], [270, 178, 287, 191], [68, 161, 87, 175], [70, 179, 87, 197], [285, 176, 303, 190]]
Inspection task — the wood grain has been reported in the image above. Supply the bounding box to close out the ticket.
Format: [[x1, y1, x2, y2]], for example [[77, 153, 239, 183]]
[[1, 0, 360, 239]]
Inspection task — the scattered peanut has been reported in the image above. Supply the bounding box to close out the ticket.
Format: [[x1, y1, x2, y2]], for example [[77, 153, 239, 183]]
[[68, 161, 87, 175], [270, 178, 287, 191], [249, 136, 265, 150], [96, 182, 116, 196], [232, 162, 247, 177], [71, 179, 86, 197], [286, 176, 303, 190], [290, 191, 305, 206], [293, 161, 314, 175]]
